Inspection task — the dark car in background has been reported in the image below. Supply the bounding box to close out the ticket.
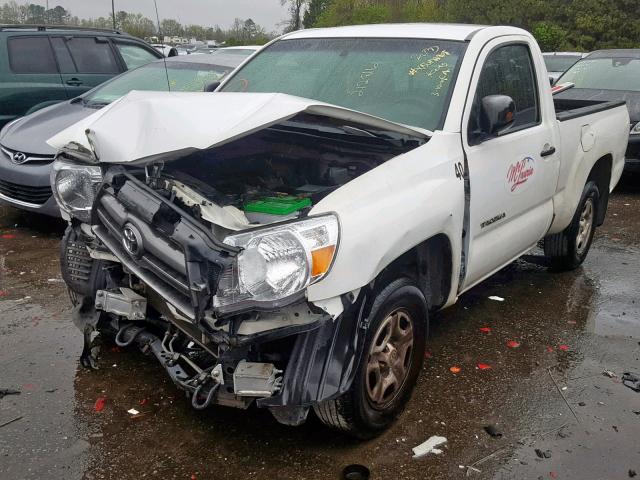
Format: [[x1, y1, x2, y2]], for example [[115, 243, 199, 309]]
[[555, 49, 640, 172], [0, 52, 251, 216], [543, 51, 587, 83], [0, 25, 162, 129]]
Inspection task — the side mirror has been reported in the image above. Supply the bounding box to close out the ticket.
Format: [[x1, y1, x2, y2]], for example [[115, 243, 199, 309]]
[[480, 94, 515, 136], [203, 81, 221, 92], [549, 75, 555, 86]]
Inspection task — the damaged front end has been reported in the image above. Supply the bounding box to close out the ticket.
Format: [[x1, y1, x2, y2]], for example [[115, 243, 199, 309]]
[[50, 92, 426, 425]]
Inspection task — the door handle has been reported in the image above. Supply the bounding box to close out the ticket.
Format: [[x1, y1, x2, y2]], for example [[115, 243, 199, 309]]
[[540, 146, 556, 157], [66, 78, 83, 86]]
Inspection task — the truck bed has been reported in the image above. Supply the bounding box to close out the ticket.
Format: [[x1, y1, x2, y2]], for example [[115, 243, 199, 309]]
[[554, 98, 627, 122]]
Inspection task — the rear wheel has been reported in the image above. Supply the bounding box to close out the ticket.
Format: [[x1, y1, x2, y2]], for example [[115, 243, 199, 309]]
[[314, 278, 427, 439], [544, 181, 599, 271]]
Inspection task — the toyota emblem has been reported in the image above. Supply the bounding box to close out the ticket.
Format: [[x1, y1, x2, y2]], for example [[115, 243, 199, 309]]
[[11, 151, 27, 164], [122, 224, 143, 257]]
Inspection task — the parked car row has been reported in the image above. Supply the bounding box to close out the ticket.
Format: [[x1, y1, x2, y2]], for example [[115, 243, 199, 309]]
[[0, 25, 260, 216], [0, 25, 163, 129]]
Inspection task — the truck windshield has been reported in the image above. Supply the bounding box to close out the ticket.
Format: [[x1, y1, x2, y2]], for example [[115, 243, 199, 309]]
[[559, 57, 640, 92], [221, 38, 466, 131]]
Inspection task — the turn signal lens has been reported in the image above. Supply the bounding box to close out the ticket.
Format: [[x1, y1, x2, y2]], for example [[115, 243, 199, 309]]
[[311, 245, 336, 278]]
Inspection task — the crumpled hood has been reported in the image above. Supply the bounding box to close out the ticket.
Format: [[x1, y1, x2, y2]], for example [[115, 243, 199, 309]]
[[47, 91, 430, 164], [1, 100, 92, 155]]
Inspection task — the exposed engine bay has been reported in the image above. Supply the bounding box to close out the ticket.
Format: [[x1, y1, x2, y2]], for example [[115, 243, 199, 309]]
[[57, 111, 425, 424], [150, 114, 422, 233]]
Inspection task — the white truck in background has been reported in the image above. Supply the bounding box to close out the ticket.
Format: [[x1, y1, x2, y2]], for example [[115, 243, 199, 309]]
[[49, 24, 629, 438]]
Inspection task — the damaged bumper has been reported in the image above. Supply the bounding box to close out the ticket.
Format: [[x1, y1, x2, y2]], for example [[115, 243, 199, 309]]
[[62, 166, 367, 424]]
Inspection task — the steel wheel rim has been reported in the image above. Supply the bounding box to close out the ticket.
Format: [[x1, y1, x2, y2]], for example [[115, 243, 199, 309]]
[[365, 308, 414, 408], [576, 198, 594, 255]]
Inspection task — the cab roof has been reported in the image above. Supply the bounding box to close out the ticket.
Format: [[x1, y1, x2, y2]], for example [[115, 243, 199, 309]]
[[284, 23, 492, 42]]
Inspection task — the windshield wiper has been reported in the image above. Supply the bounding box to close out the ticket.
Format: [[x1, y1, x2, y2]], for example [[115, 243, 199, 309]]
[[84, 100, 111, 108], [339, 125, 378, 138]]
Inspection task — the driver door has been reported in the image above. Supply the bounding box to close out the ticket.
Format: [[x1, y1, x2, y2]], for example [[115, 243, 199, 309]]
[[461, 39, 558, 290]]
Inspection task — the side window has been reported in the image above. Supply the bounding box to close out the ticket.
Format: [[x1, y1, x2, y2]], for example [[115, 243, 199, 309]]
[[8, 37, 58, 74], [468, 44, 540, 142], [50, 37, 76, 73], [64, 37, 119, 74], [114, 42, 159, 70]]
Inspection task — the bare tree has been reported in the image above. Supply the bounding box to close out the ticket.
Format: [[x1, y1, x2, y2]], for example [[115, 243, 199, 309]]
[[281, 0, 307, 32]]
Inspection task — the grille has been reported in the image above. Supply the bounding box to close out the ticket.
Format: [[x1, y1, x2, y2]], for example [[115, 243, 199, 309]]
[[94, 174, 229, 321], [0, 179, 52, 205]]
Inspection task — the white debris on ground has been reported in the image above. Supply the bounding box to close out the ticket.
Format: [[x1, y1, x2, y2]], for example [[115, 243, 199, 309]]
[[127, 408, 140, 415], [412, 436, 448, 458], [488, 296, 505, 302]]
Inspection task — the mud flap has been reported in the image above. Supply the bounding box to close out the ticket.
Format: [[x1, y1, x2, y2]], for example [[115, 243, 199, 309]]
[[73, 296, 103, 370], [257, 292, 368, 408]]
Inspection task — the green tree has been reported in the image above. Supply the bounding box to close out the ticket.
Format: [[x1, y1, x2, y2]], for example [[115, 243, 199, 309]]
[[121, 13, 156, 39], [303, 0, 331, 27], [45, 6, 70, 25], [533, 22, 567, 51], [26, 3, 45, 23], [160, 18, 183, 37]]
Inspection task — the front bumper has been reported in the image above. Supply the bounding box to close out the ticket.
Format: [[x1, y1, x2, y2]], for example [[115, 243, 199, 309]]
[[0, 146, 59, 216], [625, 136, 640, 173], [63, 167, 367, 416]]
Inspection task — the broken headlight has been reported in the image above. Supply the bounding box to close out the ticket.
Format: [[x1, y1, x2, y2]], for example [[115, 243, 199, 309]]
[[51, 159, 102, 222], [214, 215, 339, 308]]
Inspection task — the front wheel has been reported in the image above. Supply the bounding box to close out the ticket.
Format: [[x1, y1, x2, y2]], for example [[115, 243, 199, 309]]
[[543, 181, 599, 271], [314, 278, 427, 439]]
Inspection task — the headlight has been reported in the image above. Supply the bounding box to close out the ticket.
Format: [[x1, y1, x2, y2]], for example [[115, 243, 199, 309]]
[[214, 214, 339, 308], [631, 122, 640, 135], [50, 159, 102, 222]]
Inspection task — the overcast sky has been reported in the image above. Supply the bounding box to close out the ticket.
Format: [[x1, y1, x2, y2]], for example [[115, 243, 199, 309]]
[[24, 0, 289, 32]]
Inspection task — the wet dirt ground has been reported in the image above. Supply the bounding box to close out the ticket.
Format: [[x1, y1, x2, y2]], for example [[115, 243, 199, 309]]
[[0, 176, 638, 480]]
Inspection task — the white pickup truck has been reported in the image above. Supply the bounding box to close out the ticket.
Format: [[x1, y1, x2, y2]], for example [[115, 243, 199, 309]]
[[49, 24, 629, 438]]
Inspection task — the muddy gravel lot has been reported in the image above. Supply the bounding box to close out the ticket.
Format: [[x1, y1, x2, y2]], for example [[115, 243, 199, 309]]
[[0, 175, 638, 480]]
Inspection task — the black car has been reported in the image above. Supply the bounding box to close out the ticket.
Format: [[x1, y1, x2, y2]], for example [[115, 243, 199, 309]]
[[0, 24, 163, 129], [556, 49, 640, 172]]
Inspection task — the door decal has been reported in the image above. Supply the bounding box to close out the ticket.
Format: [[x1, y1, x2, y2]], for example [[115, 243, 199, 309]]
[[506, 156, 535, 193]]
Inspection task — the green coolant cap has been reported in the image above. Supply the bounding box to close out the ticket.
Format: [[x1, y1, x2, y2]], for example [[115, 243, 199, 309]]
[[244, 196, 312, 215]]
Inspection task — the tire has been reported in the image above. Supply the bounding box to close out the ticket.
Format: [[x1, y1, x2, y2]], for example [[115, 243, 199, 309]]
[[544, 181, 599, 271], [314, 278, 427, 439]]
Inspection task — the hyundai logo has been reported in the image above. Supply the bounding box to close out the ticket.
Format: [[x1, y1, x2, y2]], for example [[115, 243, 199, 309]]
[[122, 224, 143, 257], [11, 151, 27, 164]]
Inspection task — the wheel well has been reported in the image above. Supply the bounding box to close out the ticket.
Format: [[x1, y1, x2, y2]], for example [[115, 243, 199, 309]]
[[587, 155, 612, 226], [376, 234, 453, 311]]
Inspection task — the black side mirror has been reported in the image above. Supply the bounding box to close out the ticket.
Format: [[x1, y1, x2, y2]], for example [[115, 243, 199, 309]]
[[480, 94, 515, 136], [549, 75, 555, 86], [203, 81, 221, 92]]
